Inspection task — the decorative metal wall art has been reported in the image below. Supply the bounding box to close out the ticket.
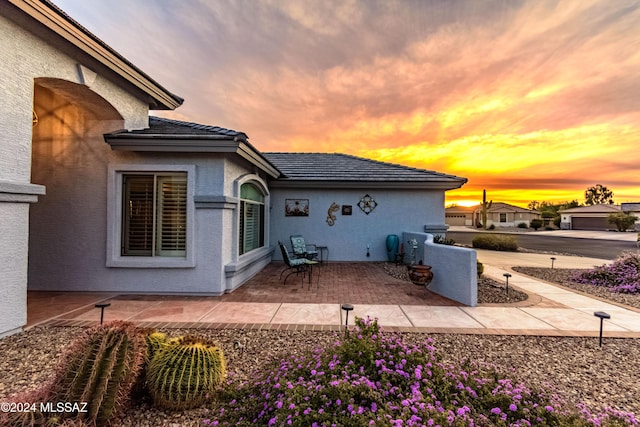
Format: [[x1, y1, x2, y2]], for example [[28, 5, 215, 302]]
[[285, 199, 309, 216], [357, 194, 377, 215], [326, 202, 339, 226]]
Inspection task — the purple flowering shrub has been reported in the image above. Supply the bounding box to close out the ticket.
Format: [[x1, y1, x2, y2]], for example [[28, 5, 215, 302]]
[[203, 318, 637, 426], [572, 252, 640, 294]]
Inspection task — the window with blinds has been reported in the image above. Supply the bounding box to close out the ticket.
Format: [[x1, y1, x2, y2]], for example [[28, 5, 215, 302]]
[[122, 173, 187, 257], [239, 182, 265, 255]]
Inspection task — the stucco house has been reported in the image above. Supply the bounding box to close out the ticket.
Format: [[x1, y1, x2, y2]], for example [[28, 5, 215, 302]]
[[559, 204, 624, 231], [621, 203, 640, 231], [0, 0, 470, 337], [445, 202, 540, 228]]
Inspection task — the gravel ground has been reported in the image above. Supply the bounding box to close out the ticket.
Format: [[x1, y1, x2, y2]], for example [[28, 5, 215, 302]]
[[1, 266, 638, 426], [1, 327, 638, 426]]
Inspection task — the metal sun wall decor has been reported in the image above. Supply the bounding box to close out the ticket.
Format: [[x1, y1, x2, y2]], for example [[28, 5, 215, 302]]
[[358, 194, 377, 215]]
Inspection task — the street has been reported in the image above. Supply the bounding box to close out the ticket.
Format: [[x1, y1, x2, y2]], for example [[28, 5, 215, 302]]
[[446, 231, 637, 260]]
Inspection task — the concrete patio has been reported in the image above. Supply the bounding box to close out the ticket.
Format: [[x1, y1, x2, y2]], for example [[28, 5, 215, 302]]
[[26, 251, 640, 337]]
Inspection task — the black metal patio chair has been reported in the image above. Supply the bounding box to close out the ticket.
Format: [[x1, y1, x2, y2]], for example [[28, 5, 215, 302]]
[[279, 241, 319, 288]]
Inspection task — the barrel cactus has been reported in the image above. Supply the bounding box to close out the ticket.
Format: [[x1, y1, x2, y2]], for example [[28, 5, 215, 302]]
[[145, 331, 167, 363], [146, 335, 226, 410], [49, 321, 147, 426]]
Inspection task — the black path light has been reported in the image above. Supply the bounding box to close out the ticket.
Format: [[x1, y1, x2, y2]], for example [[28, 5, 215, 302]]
[[341, 304, 354, 332], [503, 273, 512, 294], [95, 302, 111, 325], [594, 311, 611, 347], [550, 257, 556, 269]]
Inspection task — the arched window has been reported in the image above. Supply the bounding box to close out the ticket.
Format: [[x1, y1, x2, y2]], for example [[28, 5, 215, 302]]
[[239, 182, 265, 255]]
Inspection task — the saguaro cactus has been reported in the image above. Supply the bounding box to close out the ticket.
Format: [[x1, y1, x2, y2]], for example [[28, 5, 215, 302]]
[[481, 189, 492, 229], [146, 335, 227, 410]]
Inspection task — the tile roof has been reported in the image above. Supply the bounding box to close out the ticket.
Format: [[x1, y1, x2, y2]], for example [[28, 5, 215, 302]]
[[121, 116, 246, 139], [559, 204, 621, 213], [486, 202, 537, 213], [263, 152, 466, 188]]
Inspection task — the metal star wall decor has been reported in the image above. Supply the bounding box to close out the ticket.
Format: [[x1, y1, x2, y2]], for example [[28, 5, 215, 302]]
[[358, 194, 377, 215]]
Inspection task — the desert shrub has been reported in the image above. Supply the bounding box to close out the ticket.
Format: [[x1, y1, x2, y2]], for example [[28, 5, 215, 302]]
[[488, 223, 496, 230], [530, 219, 543, 230], [472, 234, 518, 251], [517, 222, 528, 229], [204, 318, 637, 427], [553, 216, 562, 227], [477, 260, 484, 277], [572, 252, 640, 294]]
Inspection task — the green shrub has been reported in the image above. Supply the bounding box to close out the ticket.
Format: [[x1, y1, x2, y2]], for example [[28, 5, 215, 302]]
[[146, 335, 227, 410], [530, 219, 543, 230], [517, 222, 528, 229], [477, 260, 484, 277], [488, 223, 495, 230], [472, 234, 518, 251]]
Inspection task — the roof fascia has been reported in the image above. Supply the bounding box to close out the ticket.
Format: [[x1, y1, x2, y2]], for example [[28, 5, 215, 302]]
[[268, 180, 466, 191], [10, 0, 182, 110], [104, 135, 280, 178]]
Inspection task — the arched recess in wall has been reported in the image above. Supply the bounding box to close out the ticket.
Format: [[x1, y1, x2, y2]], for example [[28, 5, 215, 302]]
[[235, 174, 270, 257], [28, 77, 125, 291], [32, 77, 125, 169]]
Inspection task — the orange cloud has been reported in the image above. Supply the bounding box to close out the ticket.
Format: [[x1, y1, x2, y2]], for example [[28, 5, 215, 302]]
[[57, 0, 640, 207]]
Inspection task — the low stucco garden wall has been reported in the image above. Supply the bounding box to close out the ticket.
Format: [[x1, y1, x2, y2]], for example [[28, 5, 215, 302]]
[[403, 231, 477, 307]]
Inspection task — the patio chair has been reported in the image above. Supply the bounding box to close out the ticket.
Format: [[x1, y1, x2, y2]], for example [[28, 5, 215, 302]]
[[290, 235, 319, 260], [279, 241, 319, 287]]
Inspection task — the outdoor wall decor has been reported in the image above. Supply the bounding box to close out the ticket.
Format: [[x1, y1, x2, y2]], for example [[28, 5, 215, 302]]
[[326, 202, 340, 226], [285, 199, 309, 216], [357, 194, 377, 215], [342, 205, 352, 215]]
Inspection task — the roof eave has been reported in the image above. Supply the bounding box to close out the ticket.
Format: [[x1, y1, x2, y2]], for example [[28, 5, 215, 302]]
[[104, 135, 280, 178], [268, 179, 466, 190], [11, 0, 183, 110]]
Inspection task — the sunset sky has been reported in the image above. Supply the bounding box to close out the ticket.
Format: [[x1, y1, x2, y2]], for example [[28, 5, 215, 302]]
[[53, 0, 640, 207]]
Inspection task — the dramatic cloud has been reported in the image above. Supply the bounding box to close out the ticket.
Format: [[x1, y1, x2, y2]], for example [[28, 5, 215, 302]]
[[54, 0, 640, 206]]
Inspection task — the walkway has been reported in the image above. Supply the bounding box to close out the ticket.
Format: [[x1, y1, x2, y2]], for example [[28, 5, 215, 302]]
[[28, 251, 640, 338]]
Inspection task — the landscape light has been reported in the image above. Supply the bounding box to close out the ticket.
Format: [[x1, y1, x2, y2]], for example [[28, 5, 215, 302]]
[[503, 273, 512, 294], [341, 304, 354, 331], [95, 302, 111, 325], [594, 311, 611, 347]]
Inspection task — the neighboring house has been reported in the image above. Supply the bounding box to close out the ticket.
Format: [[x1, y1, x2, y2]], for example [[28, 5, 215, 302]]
[[0, 0, 469, 336], [444, 205, 477, 227], [445, 202, 540, 228], [621, 203, 640, 231], [559, 204, 624, 230]]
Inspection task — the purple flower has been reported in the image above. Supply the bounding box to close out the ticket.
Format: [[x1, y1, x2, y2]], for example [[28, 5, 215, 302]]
[[491, 407, 502, 415]]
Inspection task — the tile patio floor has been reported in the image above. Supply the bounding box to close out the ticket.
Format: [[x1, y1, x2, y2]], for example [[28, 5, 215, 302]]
[[26, 259, 640, 338]]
